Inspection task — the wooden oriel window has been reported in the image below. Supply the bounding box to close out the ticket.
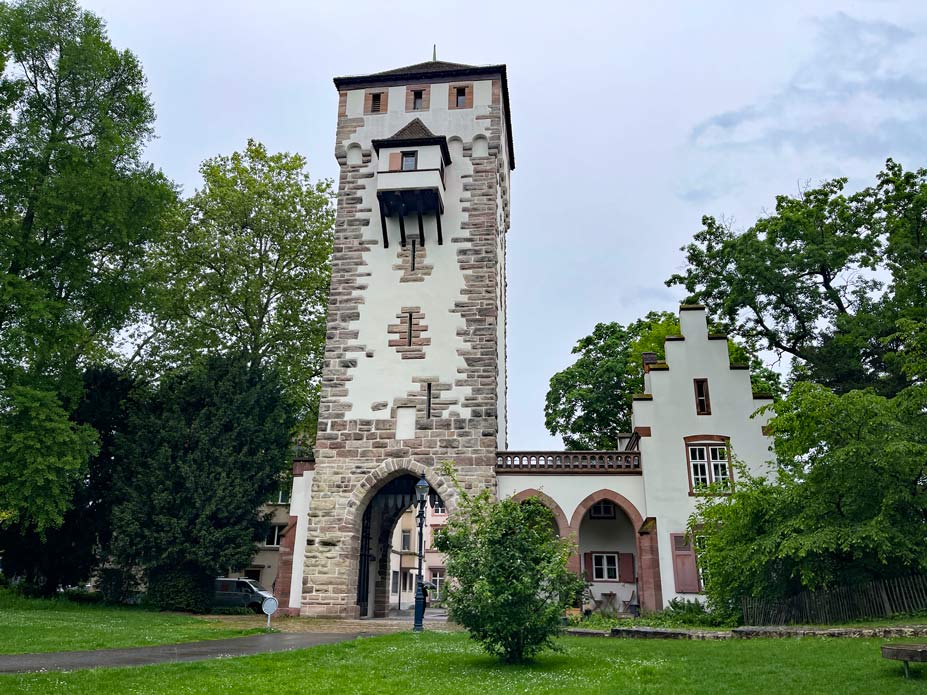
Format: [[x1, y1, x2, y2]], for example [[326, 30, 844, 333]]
[[671, 533, 701, 593], [694, 378, 711, 414]]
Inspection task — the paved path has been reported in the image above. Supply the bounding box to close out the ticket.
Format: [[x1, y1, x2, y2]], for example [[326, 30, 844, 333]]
[[0, 632, 365, 674]]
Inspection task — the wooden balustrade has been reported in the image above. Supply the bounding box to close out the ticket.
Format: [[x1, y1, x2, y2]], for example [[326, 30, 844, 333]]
[[495, 451, 642, 474]]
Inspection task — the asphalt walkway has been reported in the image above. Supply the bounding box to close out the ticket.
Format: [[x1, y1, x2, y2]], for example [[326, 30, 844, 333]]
[[0, 631, 364, 673]]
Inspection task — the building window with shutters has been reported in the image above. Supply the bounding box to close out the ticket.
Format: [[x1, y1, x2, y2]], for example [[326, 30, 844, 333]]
[[671, 533, 702, 593], [592, 553, 618, 581], [684, 435, 733, 494]]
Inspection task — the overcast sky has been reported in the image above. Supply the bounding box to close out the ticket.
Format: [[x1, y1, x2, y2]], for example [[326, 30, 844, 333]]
[[83, 0, 927, 449]]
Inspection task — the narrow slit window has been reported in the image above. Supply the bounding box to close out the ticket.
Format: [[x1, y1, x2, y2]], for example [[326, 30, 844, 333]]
[[411, 240, 417, 271], [406, 312, 414, 346], [412, 89, 424, 110], [401, 151, 417, 171], [370, 92, 382, 113], [694, 379, 711, 415], [426, 382, 433, 418], [456, 86, 467, 107]]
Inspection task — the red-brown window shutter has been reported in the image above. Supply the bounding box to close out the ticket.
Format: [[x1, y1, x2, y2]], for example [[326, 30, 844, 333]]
[[583, 552, 593, 580], [671, 534, 700, 593], [465, 86, 473, 108], [618, 553, 635, 583], [388, 152, 401, 171]]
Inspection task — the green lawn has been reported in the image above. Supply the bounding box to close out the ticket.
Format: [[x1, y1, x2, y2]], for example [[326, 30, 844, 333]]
[[2, 631, 923, 694], [0, 590, 259, 654]]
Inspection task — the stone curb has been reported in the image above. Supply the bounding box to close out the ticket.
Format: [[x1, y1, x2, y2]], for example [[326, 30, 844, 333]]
[[565, 624, 927, 641]]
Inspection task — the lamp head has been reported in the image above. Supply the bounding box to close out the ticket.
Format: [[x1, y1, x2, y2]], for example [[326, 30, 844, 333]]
[[415, 476, 429, 504]]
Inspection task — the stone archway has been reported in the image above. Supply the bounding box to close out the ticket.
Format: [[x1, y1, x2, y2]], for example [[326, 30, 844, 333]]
[[511, 489, 571, 538], [347, 460, 452, 618], [568, 490, 660, 614]]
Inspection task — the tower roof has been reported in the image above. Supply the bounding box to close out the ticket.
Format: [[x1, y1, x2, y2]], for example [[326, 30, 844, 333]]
[[371, 118, 451, 165], [333, 60, 515, 170]]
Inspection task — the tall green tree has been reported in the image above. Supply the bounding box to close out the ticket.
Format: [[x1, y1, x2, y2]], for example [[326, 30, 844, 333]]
[[0, 367, 134, 594], [666, 159, 927, 396], [545, 311, 780, 449], [142, 139, 334, 435], [111, 355, 294, 611], [692, 382, 927, 620], [0, 0, 174, 532]]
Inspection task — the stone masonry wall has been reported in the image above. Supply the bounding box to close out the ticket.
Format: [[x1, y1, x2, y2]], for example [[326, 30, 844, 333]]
[[299, 81, 508, 617]]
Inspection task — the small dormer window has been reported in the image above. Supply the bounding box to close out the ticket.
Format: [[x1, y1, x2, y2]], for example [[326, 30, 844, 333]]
[[412, 90, 424, 110], [401, 151, 417, 171], [455, 86, 467, 108], [371, 92, 383, 113]]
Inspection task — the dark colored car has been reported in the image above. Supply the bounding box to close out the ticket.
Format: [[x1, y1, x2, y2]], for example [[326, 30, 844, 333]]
[[214, 577, 273, 613]]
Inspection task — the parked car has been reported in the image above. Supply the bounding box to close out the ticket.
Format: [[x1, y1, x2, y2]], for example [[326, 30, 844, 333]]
[[214, 577, 273, 613]]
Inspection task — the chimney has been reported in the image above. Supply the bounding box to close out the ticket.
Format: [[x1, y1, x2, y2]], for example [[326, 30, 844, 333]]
[[641, 352, 658, 373]]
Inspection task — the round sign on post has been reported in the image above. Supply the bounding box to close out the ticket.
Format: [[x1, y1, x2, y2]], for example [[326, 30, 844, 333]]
[[262, 596, 278, 629]]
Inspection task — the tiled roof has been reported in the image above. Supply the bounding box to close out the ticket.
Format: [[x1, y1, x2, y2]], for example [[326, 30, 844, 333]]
[[386, 118, 437, 141], [370, 60, 478, 77]]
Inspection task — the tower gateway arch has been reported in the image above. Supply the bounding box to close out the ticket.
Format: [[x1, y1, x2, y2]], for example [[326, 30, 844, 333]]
[[278, 60, 514, 617]]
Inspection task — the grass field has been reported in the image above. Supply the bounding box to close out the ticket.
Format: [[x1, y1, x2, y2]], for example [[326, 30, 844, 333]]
[[0, 590, 260, 654], [2, 630, 923, 694]]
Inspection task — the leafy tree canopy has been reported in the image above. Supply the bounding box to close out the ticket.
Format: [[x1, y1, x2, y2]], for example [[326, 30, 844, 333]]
[[110, 354, 294, 608], [666, 159, 927, 396], [692, 382, 927, 620], [0, 0, 174, 532], [138, 139, 334, 435], [435, 472, 584, 663], [545, 311, 780, 450]]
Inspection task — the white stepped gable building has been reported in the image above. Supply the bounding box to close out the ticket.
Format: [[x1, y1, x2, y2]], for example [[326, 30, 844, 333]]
[[270, 58, 773, 616]]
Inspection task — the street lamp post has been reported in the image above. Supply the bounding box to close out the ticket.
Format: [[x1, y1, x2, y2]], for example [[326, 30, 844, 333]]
[[413, 475, 429, 632]]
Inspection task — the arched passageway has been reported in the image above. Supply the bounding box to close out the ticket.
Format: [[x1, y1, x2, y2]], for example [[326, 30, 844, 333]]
[[355, 472, 445, 617]]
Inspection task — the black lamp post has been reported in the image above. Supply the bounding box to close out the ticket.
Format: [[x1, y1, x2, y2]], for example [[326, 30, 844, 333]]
[[413, 475, 429, 632]]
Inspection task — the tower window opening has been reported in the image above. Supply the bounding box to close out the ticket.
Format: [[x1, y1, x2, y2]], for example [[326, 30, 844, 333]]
[[401, 151, 417, 171], [411, 240, 417, 271], [370, 92, 383, 113], [694, 379, 711, 415], [407, 312, 414, 346], [426, 382, 433, 418], [412, 89, 424, 110], [455, 86, 467, 108]]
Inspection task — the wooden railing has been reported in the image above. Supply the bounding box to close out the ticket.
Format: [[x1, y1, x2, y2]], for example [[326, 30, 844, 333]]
[[495, 451, 642, 474]]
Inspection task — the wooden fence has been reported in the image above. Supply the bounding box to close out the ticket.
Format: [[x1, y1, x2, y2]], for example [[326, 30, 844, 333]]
[[742, 575, 927, 626]]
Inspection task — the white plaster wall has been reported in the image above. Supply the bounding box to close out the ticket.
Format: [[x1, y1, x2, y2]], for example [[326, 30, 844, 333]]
[[287, 470, 314, 608], [632, 307, 773, 606], [339, 79, 507, 422]]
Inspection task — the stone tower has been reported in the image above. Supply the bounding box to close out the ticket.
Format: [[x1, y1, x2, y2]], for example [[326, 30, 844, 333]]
[[295, 60, 514, 617]]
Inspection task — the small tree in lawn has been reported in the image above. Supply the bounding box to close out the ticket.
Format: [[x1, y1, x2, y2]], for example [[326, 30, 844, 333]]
[[434, 467, 584, 663]]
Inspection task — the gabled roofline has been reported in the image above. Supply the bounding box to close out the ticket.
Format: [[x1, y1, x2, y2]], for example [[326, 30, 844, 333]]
[[333, 63, 515, 170]]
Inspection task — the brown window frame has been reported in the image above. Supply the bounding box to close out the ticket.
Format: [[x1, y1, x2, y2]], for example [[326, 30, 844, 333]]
[[405, 85, 430, 112], [683, 435, 734, 495], [400, 150, 417, 171], [448, 83, 473, 110], [365, 89, 388, 115], [589, 500, 616, 519], [694, 378, 711, 415]]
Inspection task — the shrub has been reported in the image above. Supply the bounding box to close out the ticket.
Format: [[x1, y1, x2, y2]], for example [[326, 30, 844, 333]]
[[145, 564, 214, 613], [97, 567, 140, 604], [435, 472, 585, 663], [59, 588, 104, 604]]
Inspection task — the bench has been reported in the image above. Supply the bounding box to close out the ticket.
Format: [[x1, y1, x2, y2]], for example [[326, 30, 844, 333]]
[[882, 644, 927, 678]]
